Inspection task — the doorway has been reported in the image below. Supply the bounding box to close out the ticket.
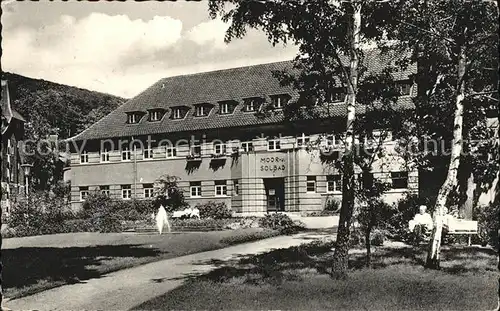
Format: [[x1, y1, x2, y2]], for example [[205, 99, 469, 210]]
[[264, 178, 285, 212]]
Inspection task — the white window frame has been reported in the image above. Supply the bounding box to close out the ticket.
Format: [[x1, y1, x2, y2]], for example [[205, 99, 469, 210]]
[[80, 187, 89, 201], [306, 176, 317, 193], [150, 110, 161, 122], [190, 144, 201, 157], [327, 175, 342, 193], [190, 182, 202, 197], [100, 186, 110, 196], [166, 146, 177, 158], [245, 100, 255, 112], [121, 145, 131, 161], [122, 185, 132, 200], [173, 108, 182, 119], [100, 147, 110, 163], [220, 102, 229, 114], [128, 114, 137, 124], [272, 96, 285, 109], [80, 150, 89, 164], [213, 142, 226, 155], [296, 133, 310, 147], [143, 184, 154, 198], [143, 143, 153, 160], [241, 142, 254, 152], [268, 138, 281, 151], [215, 180, 227, 197], [195, 105, 206, 117]]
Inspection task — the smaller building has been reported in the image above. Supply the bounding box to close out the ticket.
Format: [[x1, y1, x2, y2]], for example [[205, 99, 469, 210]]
[[1, 80, 26, 214]]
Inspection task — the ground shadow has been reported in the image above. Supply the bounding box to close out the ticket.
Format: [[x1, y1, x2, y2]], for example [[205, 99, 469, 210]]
[[2, 244, 161, 294]]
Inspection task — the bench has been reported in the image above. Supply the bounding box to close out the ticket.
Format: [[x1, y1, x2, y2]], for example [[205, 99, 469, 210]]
[[443, 218, 478, 246]]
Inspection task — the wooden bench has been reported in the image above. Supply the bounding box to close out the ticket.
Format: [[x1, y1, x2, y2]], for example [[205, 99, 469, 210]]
[[443, 218, 478, 246]]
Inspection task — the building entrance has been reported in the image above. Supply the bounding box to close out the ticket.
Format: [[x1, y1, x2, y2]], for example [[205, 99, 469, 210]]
[[264, 178, 285, 212]]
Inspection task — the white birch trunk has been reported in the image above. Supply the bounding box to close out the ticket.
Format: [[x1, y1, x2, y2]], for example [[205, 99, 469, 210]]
[[331, 1, 361, 276], [426, 46, 466, 269]]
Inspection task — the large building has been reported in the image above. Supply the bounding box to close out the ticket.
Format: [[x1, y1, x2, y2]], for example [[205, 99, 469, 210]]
[[69, 53, 418, 214], [1, 80, 26, 214]]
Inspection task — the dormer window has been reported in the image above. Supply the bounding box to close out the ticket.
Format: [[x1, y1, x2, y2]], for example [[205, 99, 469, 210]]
[[218, 100, 237, 115], [171, 106, 188, 120], [127, 112, 143, 124], [148, 109, 165, 122], [244, 98, 261, 112], [327, 88, 347, 103], [194, 104, 212, 117], [220, 103, 229, 114], [396, 81, 412, 96], [270, 94, 289, 109], [173, 108, 182, 119]]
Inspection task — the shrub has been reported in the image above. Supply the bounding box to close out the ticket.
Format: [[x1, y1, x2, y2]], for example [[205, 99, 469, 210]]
[[81, 192, 123, 232], [196, 201, 232, 219], [475, 202, 499, 248], [370, 229, 386, 246], [113, 199, 155, 221], [258, 213, 305, 234], [324, 198, 341, 212], [7, 192, 73, 237], [171, 218, 236, 231], [219, 229, 280, 245]]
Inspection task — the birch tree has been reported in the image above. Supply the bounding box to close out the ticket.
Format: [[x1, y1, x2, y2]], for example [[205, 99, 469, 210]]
[[391, 0, 498, 268], [208, 0, 404, 276]]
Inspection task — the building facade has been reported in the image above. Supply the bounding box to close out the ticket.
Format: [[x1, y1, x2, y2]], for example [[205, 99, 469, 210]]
[[1, 80, 26, 214], [69, 54, 418, 215]]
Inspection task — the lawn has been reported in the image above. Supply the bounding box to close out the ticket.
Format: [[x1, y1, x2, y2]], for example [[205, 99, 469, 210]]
[[1, 228, 278, 299], [133, 241, 499, 311]]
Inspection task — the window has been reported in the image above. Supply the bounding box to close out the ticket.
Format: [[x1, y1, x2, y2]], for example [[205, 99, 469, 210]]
[[143, 143, 153, 159], [213, 142, 226, 155], [271, 95, 288, 109], [268, 138, 281, 151], [195, 105, 205, 117], [215, 180, 227, 197], [296, 134, 310, 146], [327, 88, 347, 103], [220, 102, 230, 114], [391, 171, 408, 189], [121, 145, 131, 161], [79, 187, 89, 201], [306, 176, 317, 193], [166, 146, 177, 158], [100, 185, 110, 196], [190, 182, 202, 197], [359, 172, 374, 189], [233, 180, 239, 196], [241, 142, 254, 152], [101, 147, 110, 162], [190, 144, 201, 157], [173, 108, 183, 119], [127, 113, 141, 124], [215, 180, 227, 196], [143, 184, 154, 198], [122, 185, 132, 200], [327, 175, 342, 192], [149, 110, 162, 122], [324, 134, 342, 148], [397, 82, 412, 96], [244, 99, 256, 112], [80, 150, 89, 164]]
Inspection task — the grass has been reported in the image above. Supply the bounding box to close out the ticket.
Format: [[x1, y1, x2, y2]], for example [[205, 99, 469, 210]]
[[1, 228, 278, 299], [133, 242, 499, 311]]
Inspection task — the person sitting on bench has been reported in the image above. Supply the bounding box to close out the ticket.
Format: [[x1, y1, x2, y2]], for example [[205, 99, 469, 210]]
[[409, 205, 434, 242]]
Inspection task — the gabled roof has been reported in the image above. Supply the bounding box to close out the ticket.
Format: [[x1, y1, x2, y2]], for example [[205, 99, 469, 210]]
[[2, 80, 25, 135], [71, 50, 416, 141]]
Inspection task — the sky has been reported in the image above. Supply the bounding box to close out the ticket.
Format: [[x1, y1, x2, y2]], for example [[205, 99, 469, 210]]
[[1, 0, 298, 98]]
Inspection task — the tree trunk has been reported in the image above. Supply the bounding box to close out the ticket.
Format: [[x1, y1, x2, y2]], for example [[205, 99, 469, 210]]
[[426, 46, 466, 269], [365, 228, 372, 267], [331, 2, 361, 278]]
